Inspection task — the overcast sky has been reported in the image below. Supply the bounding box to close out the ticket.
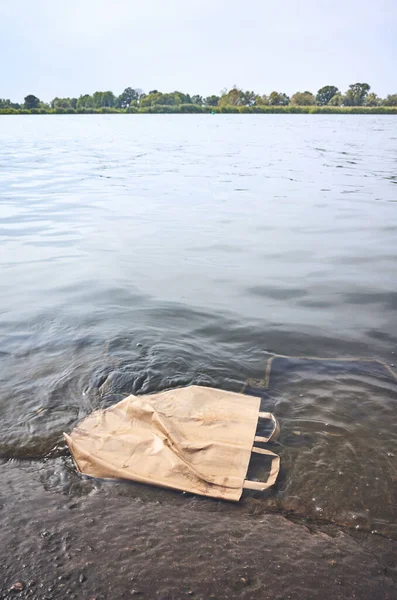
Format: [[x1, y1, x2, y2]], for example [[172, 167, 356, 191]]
[[2, 0, 397, 102]]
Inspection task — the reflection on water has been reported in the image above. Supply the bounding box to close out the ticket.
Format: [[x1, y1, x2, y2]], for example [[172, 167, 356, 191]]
[[0, 115, 396, 536]]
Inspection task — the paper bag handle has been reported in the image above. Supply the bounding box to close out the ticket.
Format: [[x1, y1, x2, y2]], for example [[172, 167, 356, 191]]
[[254, 412, 280, 443], [243, 447, 280, 491]]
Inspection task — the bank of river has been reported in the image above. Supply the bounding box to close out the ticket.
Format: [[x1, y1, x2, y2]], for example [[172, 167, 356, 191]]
[[2, 461, 397, 599], [1, 105, 397, 115]]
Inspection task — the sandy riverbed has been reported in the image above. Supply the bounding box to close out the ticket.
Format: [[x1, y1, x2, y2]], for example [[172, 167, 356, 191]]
[[1, 461, 396, 600]]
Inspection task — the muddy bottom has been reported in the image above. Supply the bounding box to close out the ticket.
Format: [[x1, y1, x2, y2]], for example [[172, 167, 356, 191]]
[[1, 461, 397, 600], [2, 356, 397, 599]]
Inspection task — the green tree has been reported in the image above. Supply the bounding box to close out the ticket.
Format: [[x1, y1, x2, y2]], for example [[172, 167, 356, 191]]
[[191, 94, 204, 105], [0, 98, 20, 109], [173, 91, 191, 104], [316, 85, 339, 105], [242, 90, 256, 106], [364, 93, 380, 107], [269, 91, 289, 106], [139, 90, 191, 107], [92, 91, 116, 108], [103, 91, 116, 107], [117, 87, 139, 108], [204, 95, 220, 106], [139, 92, 161, 107], [76, 94, 94, 109], [254, 94, 269, 106], [51, 97, 74, 109], [157, 93, 175, 105], [383, 94, 397, 106], [219, 88, 257, 106], [290, 91, 316, 106], [328, 92, 344, 106], [5, 84, 397, 115], [24, 94, 40, 109], [344, 83, 370, 106], [219, 88, 243, 106]]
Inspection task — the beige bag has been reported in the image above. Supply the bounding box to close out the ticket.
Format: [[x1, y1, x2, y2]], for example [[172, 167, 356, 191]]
[[64, 385, 280, 501]]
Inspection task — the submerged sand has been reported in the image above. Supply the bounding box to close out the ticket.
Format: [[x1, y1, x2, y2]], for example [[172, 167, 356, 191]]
[[1, 461, 396, 600]]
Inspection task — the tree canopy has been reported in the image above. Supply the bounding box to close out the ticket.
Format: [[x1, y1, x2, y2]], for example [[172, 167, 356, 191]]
[[204, 95, 220, 106], [328, 92, 344, 106], [316, 86, 339, 106], [269, 91, 290, 106], [290, 91, 316, 106], [1, 83, 396, 114], [344, 83, 371, 106], [218, 88, 257, 107], [24, 95, 40, 109], [364, 93, 380, 107], [116, 87, 140, 108], [383, 94, 397, 106], [0, 98, 20, 109]]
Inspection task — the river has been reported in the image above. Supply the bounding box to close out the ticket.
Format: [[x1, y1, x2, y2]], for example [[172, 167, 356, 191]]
[[1, 115, 397, 555]]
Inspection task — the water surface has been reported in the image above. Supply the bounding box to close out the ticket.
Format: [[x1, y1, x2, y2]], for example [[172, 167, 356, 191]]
[[1, 115, 396, 535]]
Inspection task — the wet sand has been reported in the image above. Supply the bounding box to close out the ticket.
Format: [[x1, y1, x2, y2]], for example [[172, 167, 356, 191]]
[[1, 462, 396, 600]]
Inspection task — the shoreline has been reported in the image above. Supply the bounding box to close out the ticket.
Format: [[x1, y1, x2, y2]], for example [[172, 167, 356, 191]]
[[1, 460, 396, 600], [2, 106, 397, 115]]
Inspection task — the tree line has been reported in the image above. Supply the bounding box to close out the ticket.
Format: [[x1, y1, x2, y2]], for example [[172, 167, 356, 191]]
[[1, 83, 397, 114]]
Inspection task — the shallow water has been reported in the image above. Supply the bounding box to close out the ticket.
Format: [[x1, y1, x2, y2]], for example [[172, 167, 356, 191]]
[[1, 115, 396, 535]]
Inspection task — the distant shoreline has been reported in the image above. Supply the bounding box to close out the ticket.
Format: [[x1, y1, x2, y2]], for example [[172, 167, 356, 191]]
[[1, 105, 397, 115]]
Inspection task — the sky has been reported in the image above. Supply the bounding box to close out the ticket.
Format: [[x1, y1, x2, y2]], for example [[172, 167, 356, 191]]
[[2, 0, 397, 102]]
